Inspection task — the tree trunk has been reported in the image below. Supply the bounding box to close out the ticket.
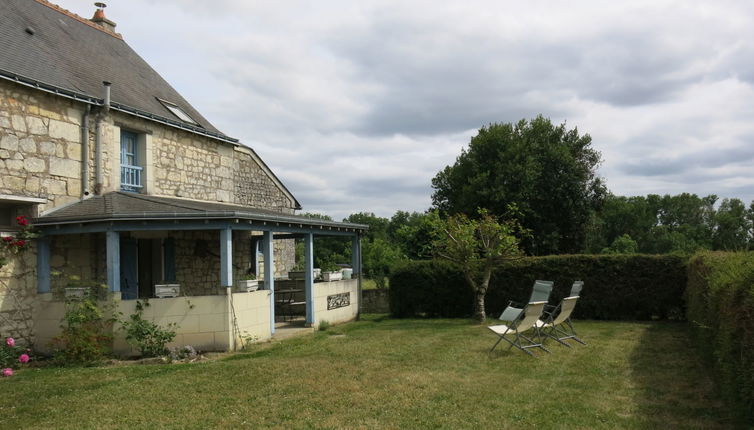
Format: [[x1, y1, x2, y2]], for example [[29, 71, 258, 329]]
[[471, 267, 493, 323], [472, 288, 486, 322]]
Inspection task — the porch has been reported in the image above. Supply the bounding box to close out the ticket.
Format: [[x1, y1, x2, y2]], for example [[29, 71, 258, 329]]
[[32, 192, 367, 354]]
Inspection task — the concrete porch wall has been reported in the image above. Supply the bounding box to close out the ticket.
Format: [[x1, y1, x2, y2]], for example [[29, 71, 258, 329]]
[[33, 290, 273, 356], [312, 278, 359, 327]]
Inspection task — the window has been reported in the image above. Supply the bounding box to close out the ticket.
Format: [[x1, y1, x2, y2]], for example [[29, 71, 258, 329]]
[[120, 130, 142, 192], [157, 98, 199, 125]]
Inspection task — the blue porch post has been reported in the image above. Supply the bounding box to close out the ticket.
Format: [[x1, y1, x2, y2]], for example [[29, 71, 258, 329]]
[[220, 227, 233, 288], [304, 233, 314, 325], [263, 230, 275, 334], [106, 230, 120, 293], [352, 235, 362, 320], [36, 237, 51, 294]]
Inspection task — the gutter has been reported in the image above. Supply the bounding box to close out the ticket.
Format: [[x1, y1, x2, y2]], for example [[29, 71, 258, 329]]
[[81, 105, 91, 196]]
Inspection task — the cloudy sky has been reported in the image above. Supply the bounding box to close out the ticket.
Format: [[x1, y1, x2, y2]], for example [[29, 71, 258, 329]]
[[61, 0, 754, 219]]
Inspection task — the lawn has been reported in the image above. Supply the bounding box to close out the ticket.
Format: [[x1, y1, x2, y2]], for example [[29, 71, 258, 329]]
[[0, 316, 736, 429]]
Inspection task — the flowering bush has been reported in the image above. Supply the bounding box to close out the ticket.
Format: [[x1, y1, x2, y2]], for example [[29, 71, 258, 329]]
[[0, 215, 35, 268], [0, 337, 32, 377]]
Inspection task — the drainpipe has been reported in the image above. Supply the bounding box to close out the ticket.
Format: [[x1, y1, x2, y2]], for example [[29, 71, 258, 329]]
[[94, 81, 111, 195], [81, 105, 91, 196]]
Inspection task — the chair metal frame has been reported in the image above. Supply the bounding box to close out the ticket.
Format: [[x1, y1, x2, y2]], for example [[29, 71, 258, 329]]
[[488, 301, 551, 356], [536, 296, 586, 347]]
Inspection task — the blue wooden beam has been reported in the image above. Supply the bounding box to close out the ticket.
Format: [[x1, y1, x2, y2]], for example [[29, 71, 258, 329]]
[[220, 227, 232, 288], [351, 236, 361, 275], [106, 231, 120, 293], [263, 230, 275, 335], [36, 237, 51, 294], [352, 235, 362, 320], [304, 233, 314, 325]]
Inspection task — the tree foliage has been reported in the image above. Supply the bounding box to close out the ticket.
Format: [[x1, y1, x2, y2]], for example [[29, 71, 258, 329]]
[[431, 116, 605, 255], [432, 209, 524, 322], [588, 194, 754, 254]]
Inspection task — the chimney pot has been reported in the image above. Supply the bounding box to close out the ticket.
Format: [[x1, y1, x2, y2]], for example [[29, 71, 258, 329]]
[[91, 2, 116, 32]]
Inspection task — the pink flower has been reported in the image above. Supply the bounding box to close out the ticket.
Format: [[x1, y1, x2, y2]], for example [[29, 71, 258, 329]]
[[13, 240, 26, 247], [18, 354, 29, 364], [15, 215, 28, 226], [2, 368, 12, 377], [2, 236, 13, 243], [5, 337, 14, 347]]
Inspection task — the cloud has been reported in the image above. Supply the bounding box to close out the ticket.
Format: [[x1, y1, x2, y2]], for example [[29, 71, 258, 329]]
[[57, 0, 754, 218]]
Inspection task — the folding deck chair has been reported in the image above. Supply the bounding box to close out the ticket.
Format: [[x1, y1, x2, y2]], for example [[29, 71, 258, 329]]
[[569, 280, 583, 297], [488, 301, 550, 356], [498, 280, 554, 323], [535, 295, 586, 346]]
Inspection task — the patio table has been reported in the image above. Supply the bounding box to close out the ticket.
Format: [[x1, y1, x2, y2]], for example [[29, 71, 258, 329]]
[[275, 289, 304, 321]]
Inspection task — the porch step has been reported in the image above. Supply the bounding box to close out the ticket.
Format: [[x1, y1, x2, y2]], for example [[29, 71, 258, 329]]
[[273, 322, 315, 341]]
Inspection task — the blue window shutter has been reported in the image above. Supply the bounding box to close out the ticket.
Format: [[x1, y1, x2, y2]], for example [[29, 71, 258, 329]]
[[164, 238, 176, 282]]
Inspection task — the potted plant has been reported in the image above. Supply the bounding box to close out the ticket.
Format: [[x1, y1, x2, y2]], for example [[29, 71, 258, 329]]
[[238, 273, 259, 292], [321, 261, 342, 282]]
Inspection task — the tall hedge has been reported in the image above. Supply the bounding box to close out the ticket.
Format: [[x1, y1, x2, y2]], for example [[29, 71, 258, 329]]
[[687, 252, 754, 422], [389, 254, 687, 320]]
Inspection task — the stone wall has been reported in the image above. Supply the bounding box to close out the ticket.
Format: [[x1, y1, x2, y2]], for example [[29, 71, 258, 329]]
[[0, 82, 85, 212], [104, 113, 297, 212]]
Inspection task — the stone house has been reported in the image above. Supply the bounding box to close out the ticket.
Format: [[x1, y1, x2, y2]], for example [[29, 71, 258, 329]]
[[0, 0, 366, 353]]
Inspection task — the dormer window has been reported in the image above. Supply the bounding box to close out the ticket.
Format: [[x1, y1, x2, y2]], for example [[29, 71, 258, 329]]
[[157, 98, 199, 125], [120, 130, 142, 192]]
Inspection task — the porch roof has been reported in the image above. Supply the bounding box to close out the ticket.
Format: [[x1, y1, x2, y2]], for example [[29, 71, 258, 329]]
[[33, 192, 367, 234]]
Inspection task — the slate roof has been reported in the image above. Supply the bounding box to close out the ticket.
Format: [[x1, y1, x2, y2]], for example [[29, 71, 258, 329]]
[[0, 0, 234, 142], [34, 192, 368, 232]]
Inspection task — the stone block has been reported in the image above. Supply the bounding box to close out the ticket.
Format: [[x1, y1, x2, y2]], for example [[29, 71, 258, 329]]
[[48, 119, 79, 142], [49, 157, 80, 178], [66, 143, 82, 161], [67, 178, 80, 196], [43, 178, 67, 195], [23, 157, 45, 173], [27, 116, 47, 135], [0, 134, 18, 150], [3, 175, 25, 190], [11, 115, 25, 132], [38, 141, 56, 155], [5, 159, 22, 171], [18, 137, 36, 153], [25, 177, 40, 193]]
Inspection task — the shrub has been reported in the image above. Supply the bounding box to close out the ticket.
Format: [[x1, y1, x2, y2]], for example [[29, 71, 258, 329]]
[[121, 301, 177, 358], [51, 294, 116, 366], [686, 251, 754, 422], [389, 255, 687, 320], [0, 337, 32, 376]]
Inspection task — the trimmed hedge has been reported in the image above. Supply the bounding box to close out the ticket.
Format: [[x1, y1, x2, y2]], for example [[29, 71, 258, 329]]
[[687, 252, 754, 422], [389, 260, 473, 318], [389, 254, 687, 320]]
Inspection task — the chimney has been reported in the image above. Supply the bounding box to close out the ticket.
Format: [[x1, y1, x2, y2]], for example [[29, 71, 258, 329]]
[[90, 3, 116, 32]]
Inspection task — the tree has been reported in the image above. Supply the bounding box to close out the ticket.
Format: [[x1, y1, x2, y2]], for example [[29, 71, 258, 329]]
[[432, 209, 523, 322], [343, 212, 389, 241], [601, 234, 638, 254], [361, 238, 405, 288], [713, 198, 750, 250], [389, 211, 438, 259], [432, 116, 605, 255]]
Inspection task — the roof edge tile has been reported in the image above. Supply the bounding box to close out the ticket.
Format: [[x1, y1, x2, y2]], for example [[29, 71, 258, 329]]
[[33, 0, 123, 39]]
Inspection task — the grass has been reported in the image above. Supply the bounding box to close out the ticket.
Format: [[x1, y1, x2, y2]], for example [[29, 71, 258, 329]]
[[0, 316, 737, 429]]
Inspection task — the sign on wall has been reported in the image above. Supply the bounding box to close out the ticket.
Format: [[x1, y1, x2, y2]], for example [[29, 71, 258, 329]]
[[327, 292, 350, 310]]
